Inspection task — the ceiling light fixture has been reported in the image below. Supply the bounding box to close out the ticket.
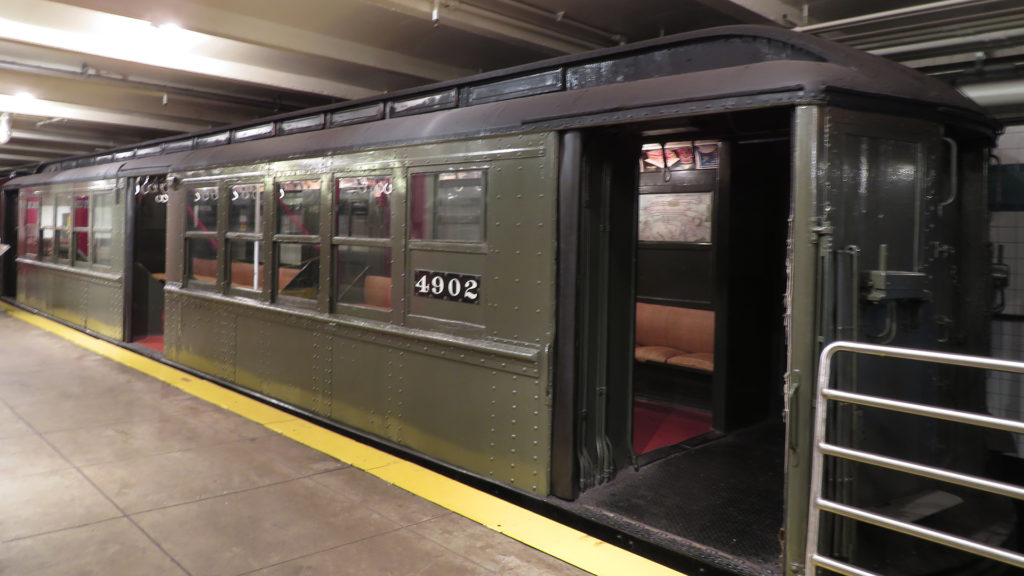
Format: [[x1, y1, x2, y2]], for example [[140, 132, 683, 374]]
[[0, 113, 12, 145]]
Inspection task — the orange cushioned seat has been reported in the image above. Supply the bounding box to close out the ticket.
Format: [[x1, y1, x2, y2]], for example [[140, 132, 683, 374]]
[[634, 302, 715, 372]]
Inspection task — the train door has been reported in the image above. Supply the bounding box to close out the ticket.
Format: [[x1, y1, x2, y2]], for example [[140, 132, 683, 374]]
[[126, 175, 168, 353], [1, 187, 16, 298]]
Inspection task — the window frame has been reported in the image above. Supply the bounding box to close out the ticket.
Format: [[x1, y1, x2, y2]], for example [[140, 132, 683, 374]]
[[331, 172, 395, 317], [272, 174, 326, 310], [403, 165, 489, 334], [408, 168, 487, 248], [53, 192, 73, 265], [225, 181, 267, 297], [89, 188, 116, 269], [18, 190, 42, 260], [183, 182, 223, 291]]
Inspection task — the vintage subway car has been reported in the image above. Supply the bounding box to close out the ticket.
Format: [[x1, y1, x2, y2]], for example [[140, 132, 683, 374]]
[[1, 25, 1014, 576]]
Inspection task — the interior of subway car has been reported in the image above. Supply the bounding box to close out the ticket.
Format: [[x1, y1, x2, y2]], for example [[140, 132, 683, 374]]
[[553, 108, 793, 574]]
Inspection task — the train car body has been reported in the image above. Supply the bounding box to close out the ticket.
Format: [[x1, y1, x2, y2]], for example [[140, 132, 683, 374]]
[[3, 25, 1013, 576]]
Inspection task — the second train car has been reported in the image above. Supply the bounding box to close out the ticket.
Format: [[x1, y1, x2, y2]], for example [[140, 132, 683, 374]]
[[2, 24, 1017, 576]]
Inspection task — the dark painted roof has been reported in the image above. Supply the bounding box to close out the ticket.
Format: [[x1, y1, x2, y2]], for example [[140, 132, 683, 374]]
[[6, 25, 995, 188]]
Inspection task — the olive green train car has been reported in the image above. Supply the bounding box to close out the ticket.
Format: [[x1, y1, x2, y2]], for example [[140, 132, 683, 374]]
[[2, 25, 1010, 576]]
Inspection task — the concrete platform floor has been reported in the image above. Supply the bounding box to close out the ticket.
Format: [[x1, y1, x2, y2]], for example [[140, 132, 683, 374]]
[[0, 307, 596, 576]]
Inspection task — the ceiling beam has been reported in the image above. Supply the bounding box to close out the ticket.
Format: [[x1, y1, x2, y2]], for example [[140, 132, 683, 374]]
[[0, 0, 381, 100], [140, 0, 474, 82], [0, 142, 92, 156], [701, 0, 802, 26], [0, 94, 212, 132], [10, 129, 117, 148], [0, 152, 50, 162], [361, 0, 607, 53]]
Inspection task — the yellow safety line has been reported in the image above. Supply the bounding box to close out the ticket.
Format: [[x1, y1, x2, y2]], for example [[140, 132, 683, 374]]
[[1, 302, 685, 576]]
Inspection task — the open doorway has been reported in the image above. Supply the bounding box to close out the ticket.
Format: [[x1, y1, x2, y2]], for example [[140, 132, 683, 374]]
[[561, 116, 793, 575], [631, 133, 790, 458], [129, 176, 168, 353], [632, 140, 718, 457]]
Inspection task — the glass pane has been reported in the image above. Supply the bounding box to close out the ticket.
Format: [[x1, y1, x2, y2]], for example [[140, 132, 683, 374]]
[[229, 240, 264, 291], [73, 195, 89, 228], [410, 171, 485, 242], [276, 242, 319, 300], [73, 195, 89, 261], [55, 195, 72, 261], [55, 195, 72, 230], [93, 192, 113, 229], [187, 237, 219, 283], [187, 186, 218, 232], [92, 231, 113, 267], [229, 183, 263, 233], [41, 228, 54, 259], [335, 176, 391, 238], [277, 180, 320, 235], [336, 245, 391, 309], [19, 196, 39, 256], [56, 229, 71, 261]]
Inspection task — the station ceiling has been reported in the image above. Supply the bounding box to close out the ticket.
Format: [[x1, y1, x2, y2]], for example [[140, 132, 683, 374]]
[[1, 0, 1023, 175]]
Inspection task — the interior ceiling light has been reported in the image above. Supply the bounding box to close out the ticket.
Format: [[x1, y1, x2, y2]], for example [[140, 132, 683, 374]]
[[0, 113, 12, 145]]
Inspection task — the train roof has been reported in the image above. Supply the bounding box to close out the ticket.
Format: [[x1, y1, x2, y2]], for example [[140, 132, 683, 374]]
[[7, 24, 996, 188]]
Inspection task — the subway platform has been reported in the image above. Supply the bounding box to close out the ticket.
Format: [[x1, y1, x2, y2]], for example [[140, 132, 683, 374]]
[[0, 305, 680, 576]]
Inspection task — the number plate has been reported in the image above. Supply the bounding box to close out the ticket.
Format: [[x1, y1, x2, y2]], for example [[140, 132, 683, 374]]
[[413, 269, 481, 304]]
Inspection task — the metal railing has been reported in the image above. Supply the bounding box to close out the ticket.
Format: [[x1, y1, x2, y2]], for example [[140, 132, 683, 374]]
[[805, 341, 1024, 576]]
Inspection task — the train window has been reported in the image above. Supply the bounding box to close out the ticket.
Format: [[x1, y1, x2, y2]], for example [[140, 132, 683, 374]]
[[187, 186, 218, 232], [186, 236, 219, 284], [185, 185, 220, 286], [277, 180, 320, 235], [55, 194, 72, 262], [227, 183, 264, 292], [229, 239, 264, 291], [410, 171, 485, 242], [275, 242, 319, 300], [335, 176, 391, 238], [71, 194, 89, 265], [336, 245, 391, 309], [229, 184, 262, 233], [91, 191, 114, 267], [332, 176, 392, 312], [19, 194, 40, 258], [37, 193, 55, 261], [273, 179, 322, 303]]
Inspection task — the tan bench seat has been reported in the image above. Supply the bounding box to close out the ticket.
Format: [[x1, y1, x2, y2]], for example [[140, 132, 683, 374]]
[[635, 302, 715, 372]]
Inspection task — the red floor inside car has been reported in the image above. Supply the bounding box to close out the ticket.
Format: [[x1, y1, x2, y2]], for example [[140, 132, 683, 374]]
[[633, 398, 712, 454], [134, 334, 164, 353]]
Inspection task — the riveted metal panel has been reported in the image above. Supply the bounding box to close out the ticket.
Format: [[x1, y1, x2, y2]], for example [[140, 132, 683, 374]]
[[15, 262, 124, 340], [164, 287, 183, 357], [237, 313, 322, 415], [393, 348, 550, 494], [331, 336, 392, 438], [175, 294, 236, 381], [84, 274, 124, 340], [480, 137, 559, 346]]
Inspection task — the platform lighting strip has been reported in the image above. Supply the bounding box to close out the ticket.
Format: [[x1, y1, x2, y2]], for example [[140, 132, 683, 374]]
[[0, 301, 685, 576]]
